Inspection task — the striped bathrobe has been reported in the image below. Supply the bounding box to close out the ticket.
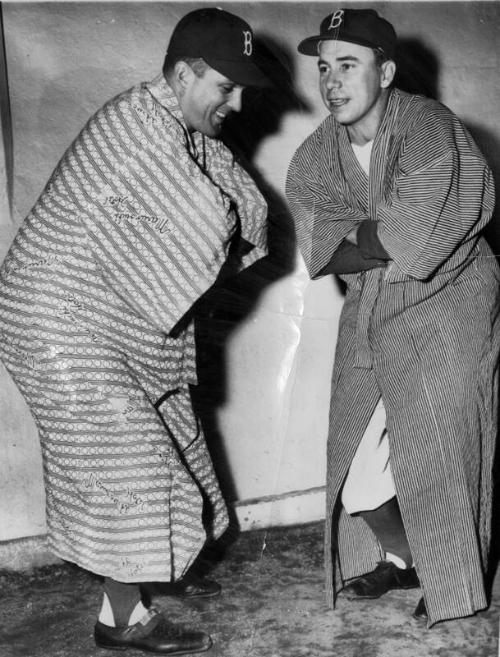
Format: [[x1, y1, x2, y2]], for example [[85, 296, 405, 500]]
[[0, 74, 267, 583], [286, 88, 500, 625]]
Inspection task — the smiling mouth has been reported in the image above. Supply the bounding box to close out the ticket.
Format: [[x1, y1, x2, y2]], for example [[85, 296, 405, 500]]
[[328, 98, 348, 108]]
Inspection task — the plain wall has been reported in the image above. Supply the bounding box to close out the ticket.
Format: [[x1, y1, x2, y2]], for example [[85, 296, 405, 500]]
[[0, 1, 499, 546]]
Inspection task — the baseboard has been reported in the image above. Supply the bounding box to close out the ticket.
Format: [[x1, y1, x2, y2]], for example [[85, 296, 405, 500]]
[[0, 534, 61, 571], [0, 487, 326, 571], [234, 486, 326, 531]]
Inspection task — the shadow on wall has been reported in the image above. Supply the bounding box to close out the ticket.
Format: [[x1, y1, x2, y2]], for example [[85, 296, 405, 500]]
[[394, 37, 440, 100], [191, 36, 308, 540], [0, 5, 13, 216]]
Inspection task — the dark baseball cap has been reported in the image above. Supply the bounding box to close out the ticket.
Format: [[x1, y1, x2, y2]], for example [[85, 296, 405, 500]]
[[167, 7, 268, 87], [298, 8, 397, 59]]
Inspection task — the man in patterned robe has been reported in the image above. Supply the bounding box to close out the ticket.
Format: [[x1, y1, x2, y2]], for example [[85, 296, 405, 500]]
[[0, 8, 268, 654], [286, 8, 500, 626]]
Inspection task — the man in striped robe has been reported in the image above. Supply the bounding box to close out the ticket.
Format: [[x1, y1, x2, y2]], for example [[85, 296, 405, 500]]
[[286, 8, 500, 626], [0, 8, 268, 654]]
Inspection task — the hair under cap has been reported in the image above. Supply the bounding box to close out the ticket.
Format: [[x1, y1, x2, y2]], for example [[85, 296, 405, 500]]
[[298, 8, 397, 59], [167, 7, 268, 87]]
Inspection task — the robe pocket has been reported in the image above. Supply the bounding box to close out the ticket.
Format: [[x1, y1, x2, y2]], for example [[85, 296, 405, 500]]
[[451, 261, 499, 292], [395, 151, 453, 204]]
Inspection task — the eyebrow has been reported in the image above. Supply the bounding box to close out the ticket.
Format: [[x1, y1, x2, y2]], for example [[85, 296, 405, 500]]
[[318, 55, 360, 67]]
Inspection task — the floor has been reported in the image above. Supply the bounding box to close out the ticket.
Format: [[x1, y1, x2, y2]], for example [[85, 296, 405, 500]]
[[0, 522, 498, 657]]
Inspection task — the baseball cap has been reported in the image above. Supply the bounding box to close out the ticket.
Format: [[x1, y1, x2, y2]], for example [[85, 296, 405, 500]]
[[298, 8, 397, 59], [167, 7, 268, 87]]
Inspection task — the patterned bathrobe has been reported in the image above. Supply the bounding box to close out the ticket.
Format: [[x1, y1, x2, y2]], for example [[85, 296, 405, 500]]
[[286, 88, 500, 625], [0, 74, 267, 583]]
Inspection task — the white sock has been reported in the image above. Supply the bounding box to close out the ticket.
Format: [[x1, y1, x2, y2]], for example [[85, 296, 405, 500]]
[[128, 601, 149, 625], [385, 552, 409, 570], [98, 595, 149, 627], [98, 593, 116, 627]]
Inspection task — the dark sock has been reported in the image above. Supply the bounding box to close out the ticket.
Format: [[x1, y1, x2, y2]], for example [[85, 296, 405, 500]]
[[103, 578, 142, 627], [359, 496, 413, 567]]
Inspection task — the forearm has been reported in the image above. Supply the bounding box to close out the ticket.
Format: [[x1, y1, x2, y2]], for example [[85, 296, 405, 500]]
[[356, 220, 391, 260], [316, 239, 387, 277]]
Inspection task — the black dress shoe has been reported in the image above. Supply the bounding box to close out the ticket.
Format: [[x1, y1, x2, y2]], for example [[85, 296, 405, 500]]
[[413, 597, 428, 620], [158, 576, 221, 599], [342, 561, 419, 599], [94, 606, 212, 654]]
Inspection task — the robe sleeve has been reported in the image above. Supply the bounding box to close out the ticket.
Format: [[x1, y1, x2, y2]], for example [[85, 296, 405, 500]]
[[316, 239, 387, 276], [376, 111, 495, 281], [286, 129, 370, 278], [80, 98, 239, 335], [203, 139, 268, 271]]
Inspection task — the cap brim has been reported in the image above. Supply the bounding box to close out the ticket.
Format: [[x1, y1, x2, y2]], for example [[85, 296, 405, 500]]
[[297, 35, 324, 56], [206, 57, 270, 87], [298, 35, 388, 57]]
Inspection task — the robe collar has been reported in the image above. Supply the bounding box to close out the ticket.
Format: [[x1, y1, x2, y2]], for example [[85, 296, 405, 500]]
[[330, 88, 401, 212], [145, 73, 206, 162], [146, 73, 186, 126]]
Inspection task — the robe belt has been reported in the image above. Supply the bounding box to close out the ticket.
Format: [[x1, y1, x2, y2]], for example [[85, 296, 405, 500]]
[[354, 268, 382, 369]]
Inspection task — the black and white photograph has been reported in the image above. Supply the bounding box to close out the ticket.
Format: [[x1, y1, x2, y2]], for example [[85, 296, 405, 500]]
[[0, 2, 499, 655]]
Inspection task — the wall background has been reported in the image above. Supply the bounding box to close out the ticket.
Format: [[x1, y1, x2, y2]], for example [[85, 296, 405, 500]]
[[0, 1, 499, 564]]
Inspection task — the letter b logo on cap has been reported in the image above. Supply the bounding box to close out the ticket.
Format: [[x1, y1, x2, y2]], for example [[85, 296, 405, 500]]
[[243, 30, 253, 56], [328, 10, 344, 30]]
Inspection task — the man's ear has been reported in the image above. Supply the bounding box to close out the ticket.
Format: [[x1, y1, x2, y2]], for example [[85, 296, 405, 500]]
[[174, 60, 194, 90], [380, 60, 396, 89]]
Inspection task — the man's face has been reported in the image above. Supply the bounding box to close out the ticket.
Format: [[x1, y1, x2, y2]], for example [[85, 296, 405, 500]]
[[180, 65, 244, 137], [318, 40, 393, 142]]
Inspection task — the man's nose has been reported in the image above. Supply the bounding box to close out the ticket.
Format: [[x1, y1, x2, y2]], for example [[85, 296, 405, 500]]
[[227, 87, 243, 113], [326, 72, 341, 90]]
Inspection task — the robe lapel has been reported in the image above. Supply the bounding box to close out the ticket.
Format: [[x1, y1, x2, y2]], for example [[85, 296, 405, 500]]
[[336, 125, 370, 214]]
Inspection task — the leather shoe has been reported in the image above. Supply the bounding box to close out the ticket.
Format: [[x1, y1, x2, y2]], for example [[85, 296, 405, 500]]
[[159, 576, 221, 599], [413, 597, 428, 620], [94, 606, 212, 654], [343, 561, 419, 599]]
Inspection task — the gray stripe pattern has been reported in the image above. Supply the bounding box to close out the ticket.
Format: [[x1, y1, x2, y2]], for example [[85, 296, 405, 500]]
[[286, 88, 500, 625], [0, 75, 267, 582]]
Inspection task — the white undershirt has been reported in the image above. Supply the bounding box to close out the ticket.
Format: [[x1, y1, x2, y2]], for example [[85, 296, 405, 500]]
[[351, 140, 374, 176]]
